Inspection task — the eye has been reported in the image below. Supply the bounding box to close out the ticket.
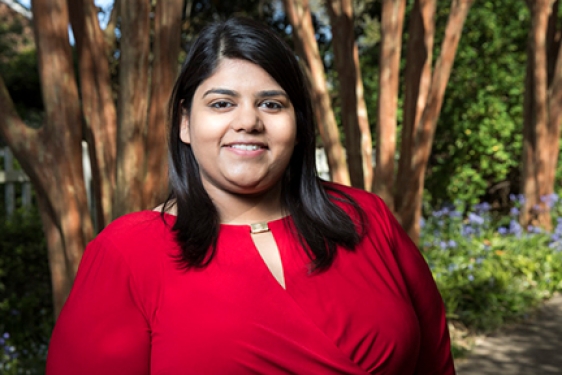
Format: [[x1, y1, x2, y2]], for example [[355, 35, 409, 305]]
[[259, 101, 284, 110], [210, 100, 234, 109]]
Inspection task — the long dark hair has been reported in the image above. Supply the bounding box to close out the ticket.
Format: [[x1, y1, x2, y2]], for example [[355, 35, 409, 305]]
[[166, 17, 364, 271]]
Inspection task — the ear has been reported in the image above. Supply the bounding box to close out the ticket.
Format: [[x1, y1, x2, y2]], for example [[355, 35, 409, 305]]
[[179, 112, 191, 144]]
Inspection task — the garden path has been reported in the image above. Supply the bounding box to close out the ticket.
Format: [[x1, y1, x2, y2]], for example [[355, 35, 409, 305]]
[[455, 293, 562, 375]]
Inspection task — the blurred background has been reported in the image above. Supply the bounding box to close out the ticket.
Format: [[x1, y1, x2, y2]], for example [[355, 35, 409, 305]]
[[1, 0, 561, 373]]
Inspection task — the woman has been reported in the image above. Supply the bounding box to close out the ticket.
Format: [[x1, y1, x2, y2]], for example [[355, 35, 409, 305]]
[[46, 17, 455, 375]]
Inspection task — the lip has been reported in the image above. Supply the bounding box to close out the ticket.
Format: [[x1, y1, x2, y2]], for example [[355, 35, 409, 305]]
[[223, 142, 268, 156], [223, 141, 268, 149]]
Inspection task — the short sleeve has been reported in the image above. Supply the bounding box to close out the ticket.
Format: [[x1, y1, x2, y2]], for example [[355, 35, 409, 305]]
[[46, 235, 151, 375], [378, 200, 456, 375]]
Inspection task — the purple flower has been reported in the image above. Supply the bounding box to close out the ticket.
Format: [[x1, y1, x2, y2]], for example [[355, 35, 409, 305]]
[[474, 202, 491, 213], [549, 241, 562, 251], [462, 225, 475, 236], [541, 193, 559, 208], [448, 240, 457, 248], [509, 220, 522, 236], [432, 210, 444, 218], [468, 212, 485, 225], [527, 225, 542, 234], [498, 227, 508, 235], [468, 274, 475, 282], [510, 207, 520, 216], [450, 210, 462, 218]]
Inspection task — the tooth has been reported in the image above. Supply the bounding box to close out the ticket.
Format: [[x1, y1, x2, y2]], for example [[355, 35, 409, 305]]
[[231, 144, 260, 151]]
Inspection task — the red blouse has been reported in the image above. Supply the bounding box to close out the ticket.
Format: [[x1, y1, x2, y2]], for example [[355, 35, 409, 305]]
[[46, 184, 455, 374]]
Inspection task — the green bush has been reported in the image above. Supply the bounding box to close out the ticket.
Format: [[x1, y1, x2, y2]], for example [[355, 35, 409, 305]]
[[0, 208, 52, 374], [421, 198, 562, 335]]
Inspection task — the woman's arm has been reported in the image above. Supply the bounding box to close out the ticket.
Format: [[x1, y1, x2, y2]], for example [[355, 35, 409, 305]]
[[380, 201, 456, 375], [46, 236, 151, 375]]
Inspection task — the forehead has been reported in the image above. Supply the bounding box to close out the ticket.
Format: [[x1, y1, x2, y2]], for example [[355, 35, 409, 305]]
[[196, 58, 283, 93]]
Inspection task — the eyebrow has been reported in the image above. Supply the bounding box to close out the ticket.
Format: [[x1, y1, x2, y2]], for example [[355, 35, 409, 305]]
[[256, 90, 289, 100], [202, 88, 289, 100], [202, 88, 238, 98]]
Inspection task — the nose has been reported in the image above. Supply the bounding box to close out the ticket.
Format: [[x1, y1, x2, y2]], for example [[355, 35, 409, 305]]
[[232, 103, 263, 133]]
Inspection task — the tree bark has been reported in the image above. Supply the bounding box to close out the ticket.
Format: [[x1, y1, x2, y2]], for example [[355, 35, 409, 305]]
[[326, 0, 372, 190], [32, 0, 93, 304], [114, 0, 151, 217], [283, 0, 351, 185], [0, 0, 94, 317], [547, 8, 562, 204], [68, 0, 118, 229], [1, 0, 188, 317], [398, 0, 474, 243], [37, 194, 71, 318], [521, 0, 556, 229], [394, 0, 435, 217], [373, 0, 406, 208], [103, 0, 120, 55], [143, 0, 184, 209]]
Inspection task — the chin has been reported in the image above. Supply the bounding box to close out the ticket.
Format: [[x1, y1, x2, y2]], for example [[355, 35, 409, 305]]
[[227, 181, 279, 196]]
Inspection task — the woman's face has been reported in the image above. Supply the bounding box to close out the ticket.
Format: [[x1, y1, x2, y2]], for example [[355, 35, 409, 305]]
[[180, 58, 297, 197]]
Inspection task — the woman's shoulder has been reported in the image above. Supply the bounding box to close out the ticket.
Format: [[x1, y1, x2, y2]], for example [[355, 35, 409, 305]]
[[101, 210, 174, 237], [323, 181, 388, 213], [90, 210, 177, 260]]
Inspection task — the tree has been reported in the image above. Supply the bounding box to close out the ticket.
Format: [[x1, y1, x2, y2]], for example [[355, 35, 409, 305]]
[[373, 0, 406, 207], [521, 0, 562, 230], [0, 0, 184, 317], [283, 0, 351, 185], [424, 0, 528, 210], [1, 0, 94, 317], [326, 0, 373, 190], [375, 0, 474, 243]]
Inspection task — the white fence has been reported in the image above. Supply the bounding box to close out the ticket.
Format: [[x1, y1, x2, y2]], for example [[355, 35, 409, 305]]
[[0, 146, 31, 217]]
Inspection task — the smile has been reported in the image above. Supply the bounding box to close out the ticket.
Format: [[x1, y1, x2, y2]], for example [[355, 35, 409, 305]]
[[228, 144, 265, 151]]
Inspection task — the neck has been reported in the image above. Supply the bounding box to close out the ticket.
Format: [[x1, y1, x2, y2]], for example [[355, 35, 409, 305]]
[[204, 183, 286, 225]]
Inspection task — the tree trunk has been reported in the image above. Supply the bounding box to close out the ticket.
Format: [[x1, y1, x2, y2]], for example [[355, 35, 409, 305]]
[[373, 0, 406, 208], [521, 0, 556, 230], [326, 0, 372, 190], [0, 0, 94, 317], [1, 0, 185, 318], [547, 5, 562, 204], [283, 0, 351, 185], [68, 0, 118, 229], [394, 0, 435, 217], [114, 0, 151, 217], [398, 0, 474, 243], [143, 0, 184, 209], [103, 0, 120, 55], [37, 194, 70, 318]]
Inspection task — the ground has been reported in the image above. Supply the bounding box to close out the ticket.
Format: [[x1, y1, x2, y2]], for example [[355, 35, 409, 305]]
[[456, 293, 562, 374]]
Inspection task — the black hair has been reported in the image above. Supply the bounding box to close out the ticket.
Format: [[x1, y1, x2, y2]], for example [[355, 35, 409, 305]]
[[166, 17, 364, 271]]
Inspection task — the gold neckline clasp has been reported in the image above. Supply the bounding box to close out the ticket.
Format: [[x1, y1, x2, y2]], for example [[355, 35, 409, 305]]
[[250, 222, 270, 234]]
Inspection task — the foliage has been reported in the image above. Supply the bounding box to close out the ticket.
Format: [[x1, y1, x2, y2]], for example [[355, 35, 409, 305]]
[[421, 195, 562, 341], [426, 0, 530, 208], [0, 6, 42, 118], [0, 208, 52, 374]]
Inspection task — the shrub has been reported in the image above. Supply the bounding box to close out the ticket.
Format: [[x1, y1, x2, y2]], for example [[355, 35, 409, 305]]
[[0, 208, 52, 374], [421, 196, 562, 335]]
